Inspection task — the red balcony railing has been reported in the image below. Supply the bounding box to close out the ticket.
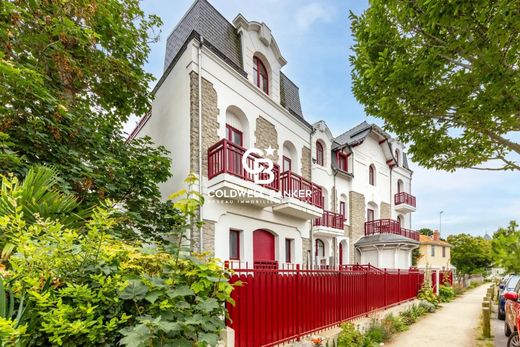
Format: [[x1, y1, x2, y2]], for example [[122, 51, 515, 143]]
[[394, 192, 416, 207], [207, 139, 280, 191], [280, 170, 323, 208], [314, 210, 345, 230], [365, 219, 419, 241]]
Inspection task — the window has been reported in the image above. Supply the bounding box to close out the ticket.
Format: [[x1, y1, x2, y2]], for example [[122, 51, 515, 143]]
[[337, 152, 348, 172], [367, 208, 374, 222], [431, 245, 435, 257], [339, 201, 346, 218], [315, 239, 325, 257], [316, 141, 324, 166], [397, 179, 403, 193], [442, 246, 446, 258], [369, 165, 375, 186], [229, 229, 240, 260], [394, 149, 400, 166], [253, 56, 268, 94], [397, 215, 403, 225], [283, 156, 292, 172], [285, 239, 293, 263], [226, 124, 243, 147]]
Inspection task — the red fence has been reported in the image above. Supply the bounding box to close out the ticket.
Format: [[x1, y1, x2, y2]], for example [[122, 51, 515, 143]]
[[314, 210, 345, 229], [365, 219, 420, 241], [208, 139, 280, 191], [431, 270, 454, 293], [394, 192, 416, 207], [226, 264, 424, 347], [280, 171, 323, 208]]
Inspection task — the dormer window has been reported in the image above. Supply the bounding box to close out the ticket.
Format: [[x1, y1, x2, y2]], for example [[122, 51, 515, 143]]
[[253, 56, 269, 94], [316, 141, 324, 166], [336, 152, 349, 172]]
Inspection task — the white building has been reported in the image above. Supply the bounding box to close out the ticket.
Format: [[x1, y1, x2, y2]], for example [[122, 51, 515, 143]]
[[130, 0, 419, 269]]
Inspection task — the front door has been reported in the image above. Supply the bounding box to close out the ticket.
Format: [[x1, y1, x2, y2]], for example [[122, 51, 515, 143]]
[[253, 229, 275, 268]]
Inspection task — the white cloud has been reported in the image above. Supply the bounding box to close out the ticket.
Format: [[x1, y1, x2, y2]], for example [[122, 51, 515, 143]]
[[295, 3, 333, 30]]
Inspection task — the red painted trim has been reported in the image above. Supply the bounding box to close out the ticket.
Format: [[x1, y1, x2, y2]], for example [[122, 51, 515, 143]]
[[282, 155, 292, 172], [126, 111, 152, 142], [379, 138, 388, 144], [253, 56, 269, 94], [316, 141, 324, 166], [336, 151, 349, 172]]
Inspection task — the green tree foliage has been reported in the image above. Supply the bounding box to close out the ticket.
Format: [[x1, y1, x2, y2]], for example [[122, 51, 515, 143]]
[[447, 233, 493, 275], [0, 0, 176, 239], [0, 168, 234, 346], [419, 228, 434, 237], [491, 221, 520, 273], [350, 1, 520, 171]]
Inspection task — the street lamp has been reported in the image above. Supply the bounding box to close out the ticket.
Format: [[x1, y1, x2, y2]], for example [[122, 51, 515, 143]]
[[439, 211, 444, 235]]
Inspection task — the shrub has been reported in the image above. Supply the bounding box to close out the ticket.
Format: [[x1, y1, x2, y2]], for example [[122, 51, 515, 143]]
[[418, 284, 439, 307], [439, 285, 456, 302], [364, 320, 388, 344], [0, 168, 235, 346], [419, 300, 436, 313], [337, 323, 365, 347], [382, 314, 408, 334]]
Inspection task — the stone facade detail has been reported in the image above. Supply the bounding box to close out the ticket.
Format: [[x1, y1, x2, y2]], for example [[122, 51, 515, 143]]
[[330, 187, 338, 212], [301, 146, 311, 180], [254, 116, 279, 162], [349, 191, 366, 263], [191, 219, 216, 255], [190, 72, 219, 177], [302, 237, 311, 265], [380, 202, 391, 219]]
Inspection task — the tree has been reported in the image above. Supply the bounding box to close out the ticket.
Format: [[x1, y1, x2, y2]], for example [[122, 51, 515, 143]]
[[350, 1, 520, 172], [0, 0, 177, 238], [446, 233, 493, 275], [419, 228, 434, 237], [491, 221, 520, 273]]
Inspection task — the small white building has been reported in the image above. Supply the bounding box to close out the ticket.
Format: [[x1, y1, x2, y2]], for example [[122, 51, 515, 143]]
[[130, 0, 419, 269]]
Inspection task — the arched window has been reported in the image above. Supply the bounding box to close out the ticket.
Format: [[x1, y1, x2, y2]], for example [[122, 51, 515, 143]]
[[253, 56, 268, 94], [316, 141, 324, 166], [394, 149, 400, 166], [315, 239, 325, 257], [397, 179, 404, 193], [369, 164, 376, 186], [397, 215, 404, 225]]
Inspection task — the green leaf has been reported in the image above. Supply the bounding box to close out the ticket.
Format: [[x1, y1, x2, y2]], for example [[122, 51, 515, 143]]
[[120, 280, 148, 301], [167, 286, 194, 298]]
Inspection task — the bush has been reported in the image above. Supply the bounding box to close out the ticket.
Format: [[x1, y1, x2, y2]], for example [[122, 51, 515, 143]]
[[0, 168, 235, 346], [337, 323, 365, 347], [439, 285, 456, 302], [418, 284, 439, 307], [419, 300, 437, 313], [382, 314, 408, 334], [364, 321, 387, 344]]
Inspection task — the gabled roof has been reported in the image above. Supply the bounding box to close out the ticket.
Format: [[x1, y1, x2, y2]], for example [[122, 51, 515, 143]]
[[419, 235, 452, 247], [162, 0, 304, 118]]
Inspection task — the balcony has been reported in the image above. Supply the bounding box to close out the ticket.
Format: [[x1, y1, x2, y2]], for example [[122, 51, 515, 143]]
[[207, 139, 281, 206], [394, 192, 416, 213], [365, 219, 419, 241], [313, 211, 345, 237], [272, 171, 323, 219]]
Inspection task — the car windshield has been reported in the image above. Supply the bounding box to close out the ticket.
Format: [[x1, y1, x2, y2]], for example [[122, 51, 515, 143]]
[[507, 276, 520, 290]]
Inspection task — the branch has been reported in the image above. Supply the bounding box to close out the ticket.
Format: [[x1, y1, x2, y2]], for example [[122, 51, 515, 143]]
[[485, 131, 520, 155], [439, 55, 472, 70]]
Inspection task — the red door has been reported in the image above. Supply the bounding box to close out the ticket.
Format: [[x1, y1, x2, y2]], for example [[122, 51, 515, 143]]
[[253, 230, 276, 268]]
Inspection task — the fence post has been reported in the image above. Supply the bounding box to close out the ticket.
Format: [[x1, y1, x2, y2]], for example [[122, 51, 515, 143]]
[[296, 263, 301, 341], [397, 269, 401, 301], [384, 269, 387, 307], [482, 301, 491, 338], [365, 270, 369, 314]]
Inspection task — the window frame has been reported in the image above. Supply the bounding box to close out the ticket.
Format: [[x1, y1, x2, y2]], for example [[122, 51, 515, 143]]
[[253, 56, 269, 94], [367, 208, 375, 222], [285, 238, 293, 263], [229, 229, 241, 260], [442, 246, 446, 258], [315, 239, 325, 257], [431, 245, 436, 257], [283, 155, 292, 172], [336, 151, 349, 172], [226, 124, 243, 147], [339, 201, 346, 218], [369, 165, 376, 186], [316, 141, 324, 166]]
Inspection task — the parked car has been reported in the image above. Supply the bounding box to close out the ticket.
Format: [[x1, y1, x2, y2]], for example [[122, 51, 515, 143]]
[[504, 289, 520, 346], [500, 275, 520, 320]]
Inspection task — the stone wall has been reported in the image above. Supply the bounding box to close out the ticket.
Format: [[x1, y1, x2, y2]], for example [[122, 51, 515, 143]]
[[191, 219, 216, 255], [380, 202, 391, 219], [331, 187, 338, 213], [302, 237, 311, 265], [301, 146, 311, 180], [255, 116, 279, 162], [349, 191, 366, 263], [190, 72, 220, 177]]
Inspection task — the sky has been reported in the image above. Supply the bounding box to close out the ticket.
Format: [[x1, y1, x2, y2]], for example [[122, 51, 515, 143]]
[[127, 0, 519, 238]]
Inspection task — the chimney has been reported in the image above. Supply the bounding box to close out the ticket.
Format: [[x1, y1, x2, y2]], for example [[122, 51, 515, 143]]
[[433, 230, 440, 241]]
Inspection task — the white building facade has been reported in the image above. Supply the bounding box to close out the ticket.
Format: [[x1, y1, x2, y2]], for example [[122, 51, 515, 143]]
[[130, 0, 419, 269]]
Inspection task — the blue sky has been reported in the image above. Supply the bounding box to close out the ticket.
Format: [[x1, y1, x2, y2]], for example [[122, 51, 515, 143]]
[[129, 0, 519, 237]]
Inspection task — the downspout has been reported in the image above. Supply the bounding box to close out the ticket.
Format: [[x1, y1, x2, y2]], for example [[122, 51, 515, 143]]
[[309, 127, 316, 267], [198, 37, 204, 253]]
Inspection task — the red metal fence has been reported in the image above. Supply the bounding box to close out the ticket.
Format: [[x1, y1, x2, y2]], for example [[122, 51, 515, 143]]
[[394, 192, 416, 207], [280, 171, 323, 208], [314, 210, 344, 229], [226, 264, 424, 347], [365, 219, 420, 241], [431, 270, 454, 293]]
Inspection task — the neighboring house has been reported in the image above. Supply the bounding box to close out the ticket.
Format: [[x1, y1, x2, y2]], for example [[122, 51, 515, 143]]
[[129, 0, 419, 269], [417, 230, 452, 270]]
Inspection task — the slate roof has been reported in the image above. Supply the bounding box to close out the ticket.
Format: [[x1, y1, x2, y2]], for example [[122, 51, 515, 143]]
[[334, 121, 411, 170], [355, 233, 420, 247], [163, 0, 304, 118]]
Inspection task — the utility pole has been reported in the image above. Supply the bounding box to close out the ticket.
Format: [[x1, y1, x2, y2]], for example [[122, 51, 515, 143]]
[[439, 210, 444, 235]]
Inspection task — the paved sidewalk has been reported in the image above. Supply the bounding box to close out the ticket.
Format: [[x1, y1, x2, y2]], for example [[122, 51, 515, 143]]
[[492, 302, 508, 347], [385, 285, 489, 347]]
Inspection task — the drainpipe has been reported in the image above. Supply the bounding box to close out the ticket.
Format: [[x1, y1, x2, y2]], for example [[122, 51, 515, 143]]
[[198, 37, 204, 253], [309, 127, 317, 267]]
